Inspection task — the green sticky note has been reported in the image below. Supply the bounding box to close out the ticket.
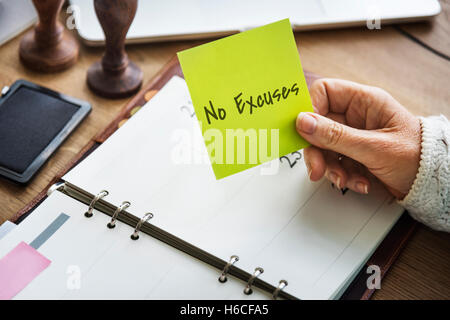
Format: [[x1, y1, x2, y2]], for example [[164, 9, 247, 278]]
[[178, 19, 313, 179]]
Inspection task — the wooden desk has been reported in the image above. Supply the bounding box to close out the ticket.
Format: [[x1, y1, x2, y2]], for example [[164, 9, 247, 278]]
[[0, 5, 449, 299]]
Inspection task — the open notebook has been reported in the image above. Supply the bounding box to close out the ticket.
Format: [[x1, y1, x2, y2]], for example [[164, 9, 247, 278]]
[[1, 75, 404, 300]]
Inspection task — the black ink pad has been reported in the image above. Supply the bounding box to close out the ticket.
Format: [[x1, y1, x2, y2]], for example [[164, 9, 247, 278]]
[[0, 80, 91, 183]]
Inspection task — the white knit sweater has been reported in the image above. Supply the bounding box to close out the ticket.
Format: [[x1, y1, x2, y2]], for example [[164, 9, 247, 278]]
[[398, 115, 450, 232]]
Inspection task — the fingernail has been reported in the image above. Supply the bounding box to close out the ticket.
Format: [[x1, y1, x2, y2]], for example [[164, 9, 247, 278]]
[[307, 168, 312, 180], [329, 171, 340, 188], [356, 182, 368, 194], [297, 112, 317, 134]]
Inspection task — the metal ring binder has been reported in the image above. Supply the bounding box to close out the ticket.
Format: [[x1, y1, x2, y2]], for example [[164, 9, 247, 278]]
[[272, 280, 288, 300], [218, 255, 239, 283], [84, 190, 109, 218], [130, 212, 154, 240], [243, 267, 264, 295], [107, 201, 131, 228], [47, 182, 66, 196]]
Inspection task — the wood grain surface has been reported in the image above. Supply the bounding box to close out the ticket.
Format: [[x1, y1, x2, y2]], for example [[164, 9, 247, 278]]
[[397, 0, 450, 59], [0, 2, 448, 299]]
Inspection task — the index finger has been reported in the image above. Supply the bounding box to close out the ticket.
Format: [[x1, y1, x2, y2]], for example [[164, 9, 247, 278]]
[[309, 78, 384, 116]]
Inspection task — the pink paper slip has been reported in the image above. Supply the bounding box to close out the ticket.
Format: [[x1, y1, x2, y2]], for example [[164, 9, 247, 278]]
[[0, 241, 51, 299]]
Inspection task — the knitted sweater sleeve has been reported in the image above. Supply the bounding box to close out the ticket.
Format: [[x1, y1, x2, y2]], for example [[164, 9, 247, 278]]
[[398, 115, 450, 232]]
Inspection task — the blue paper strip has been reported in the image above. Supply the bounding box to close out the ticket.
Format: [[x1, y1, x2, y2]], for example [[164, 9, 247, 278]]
[[29, 213, 70, 249]]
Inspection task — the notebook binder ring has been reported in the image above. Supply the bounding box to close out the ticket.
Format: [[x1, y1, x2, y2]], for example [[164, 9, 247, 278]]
[[130, 212, 154, 240], [107, 201, 131, 228], [84, 190, 109, 218], [47, 182, 66, 196], [243, 267, 264, 295], [218, 255, 239, 283], [272, 280, 288, 300]]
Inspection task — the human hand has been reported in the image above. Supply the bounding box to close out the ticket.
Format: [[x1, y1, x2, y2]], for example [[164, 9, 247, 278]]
[[296, 79, 421, 199]]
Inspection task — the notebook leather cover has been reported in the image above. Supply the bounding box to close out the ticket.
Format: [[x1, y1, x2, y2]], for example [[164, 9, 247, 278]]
[[11, 56, 418, 300]]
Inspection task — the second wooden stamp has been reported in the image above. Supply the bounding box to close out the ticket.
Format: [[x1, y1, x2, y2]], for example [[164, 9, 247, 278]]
[[87, 0, 143, 99]]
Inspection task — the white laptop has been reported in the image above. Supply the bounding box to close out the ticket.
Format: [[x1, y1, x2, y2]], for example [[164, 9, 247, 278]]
[[69, 0, 441, 46], [0, 0, 37, 46]]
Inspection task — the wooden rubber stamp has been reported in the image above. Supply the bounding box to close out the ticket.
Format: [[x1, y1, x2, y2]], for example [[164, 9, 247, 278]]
[[87, 0, 143, 99], [19, 0, 79, 72]]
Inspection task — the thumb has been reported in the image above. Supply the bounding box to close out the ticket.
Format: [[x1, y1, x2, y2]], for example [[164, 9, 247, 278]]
[[296, 112, 377, 164]]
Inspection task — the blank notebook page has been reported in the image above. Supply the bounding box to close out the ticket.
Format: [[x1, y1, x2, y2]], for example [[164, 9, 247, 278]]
[[63, 76, 404, 299], [0, 191, 270, 299]]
